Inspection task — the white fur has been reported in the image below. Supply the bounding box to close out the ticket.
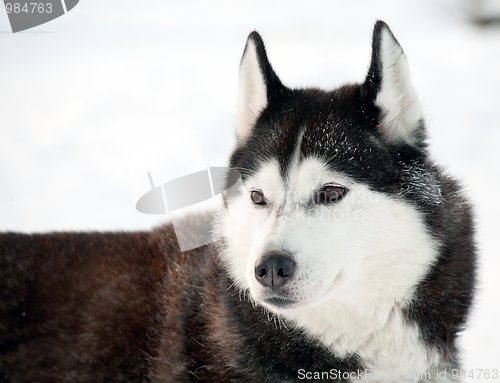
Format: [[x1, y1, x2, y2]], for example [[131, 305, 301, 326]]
[[215, 156, 446, 380], [375, 27, 424, 146], [235, 39, 268, 144]]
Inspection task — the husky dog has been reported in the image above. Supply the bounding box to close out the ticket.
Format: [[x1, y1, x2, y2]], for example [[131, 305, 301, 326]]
[[0, 21, 475, 382]]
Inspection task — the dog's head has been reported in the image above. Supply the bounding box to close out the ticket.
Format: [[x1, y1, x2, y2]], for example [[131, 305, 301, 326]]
[[216, 21, 440, 315]]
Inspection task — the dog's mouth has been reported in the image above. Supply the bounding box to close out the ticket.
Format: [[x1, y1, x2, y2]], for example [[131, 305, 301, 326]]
[[262, 296, 297, 308], [258, 270, 345, 311]]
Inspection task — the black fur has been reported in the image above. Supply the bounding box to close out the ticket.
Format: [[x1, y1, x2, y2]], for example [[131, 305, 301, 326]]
[[1, 21, 475, 382]]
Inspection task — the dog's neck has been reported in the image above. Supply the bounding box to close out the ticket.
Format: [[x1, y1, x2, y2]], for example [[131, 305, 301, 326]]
[[282, 298, 443, 381]]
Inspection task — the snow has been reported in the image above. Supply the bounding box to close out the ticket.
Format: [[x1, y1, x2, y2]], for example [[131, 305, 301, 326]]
[[1, 0, 499, 375]]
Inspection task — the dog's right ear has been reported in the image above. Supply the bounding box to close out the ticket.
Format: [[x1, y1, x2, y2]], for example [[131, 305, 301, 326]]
[[363, 21, 425, 149], [236, 32, 283, 144]]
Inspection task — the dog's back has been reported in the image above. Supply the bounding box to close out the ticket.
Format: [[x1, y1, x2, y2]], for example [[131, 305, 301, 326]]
[[0, 223, 206, 382]]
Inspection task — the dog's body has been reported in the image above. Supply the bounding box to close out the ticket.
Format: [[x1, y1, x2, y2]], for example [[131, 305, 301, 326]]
[[0, 22, 475, 382]]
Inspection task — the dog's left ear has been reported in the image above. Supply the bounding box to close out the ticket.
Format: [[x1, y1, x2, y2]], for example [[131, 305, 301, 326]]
[[236, 31, 284, 145], [363, 21, 425, 148]]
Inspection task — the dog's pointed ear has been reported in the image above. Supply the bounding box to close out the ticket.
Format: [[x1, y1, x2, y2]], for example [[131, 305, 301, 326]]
[[363, 21, 425, 148], [236, 31, 283, 144]]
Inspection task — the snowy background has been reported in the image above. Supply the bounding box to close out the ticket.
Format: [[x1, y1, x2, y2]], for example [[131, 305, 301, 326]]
[[1, 0, 499, 377]]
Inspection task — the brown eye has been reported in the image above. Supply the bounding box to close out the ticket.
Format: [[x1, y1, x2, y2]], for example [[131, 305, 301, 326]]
[[251, 190, 266, 205], [314, 185, 346, 205]]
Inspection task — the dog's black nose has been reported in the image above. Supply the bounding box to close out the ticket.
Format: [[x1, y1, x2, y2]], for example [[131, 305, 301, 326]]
[[255, 252, 295, 289]]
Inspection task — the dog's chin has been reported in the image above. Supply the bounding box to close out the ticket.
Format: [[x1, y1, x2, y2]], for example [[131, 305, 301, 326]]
[[255, 289, 329, 313], [248, 287, 304, 312], [259, 295, 327, 313], [262, 297, 298, 309]]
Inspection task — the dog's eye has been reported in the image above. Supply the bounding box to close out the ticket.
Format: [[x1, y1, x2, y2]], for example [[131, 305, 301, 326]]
[[251, 190, 266, 205], [314, 185, 346, 205]]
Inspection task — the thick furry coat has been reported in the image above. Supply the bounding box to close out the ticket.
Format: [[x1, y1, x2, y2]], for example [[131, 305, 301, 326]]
[[0, 21, 475, 382]]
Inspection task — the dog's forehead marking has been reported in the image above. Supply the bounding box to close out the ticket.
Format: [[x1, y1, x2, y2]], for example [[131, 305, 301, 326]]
[[251, 127, 304, 204], [250, 121, 356, 205], [288, 127, 306, 177]]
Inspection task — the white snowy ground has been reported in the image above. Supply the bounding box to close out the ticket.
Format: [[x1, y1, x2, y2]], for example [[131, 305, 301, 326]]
[[1, 0, 499, 377]]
